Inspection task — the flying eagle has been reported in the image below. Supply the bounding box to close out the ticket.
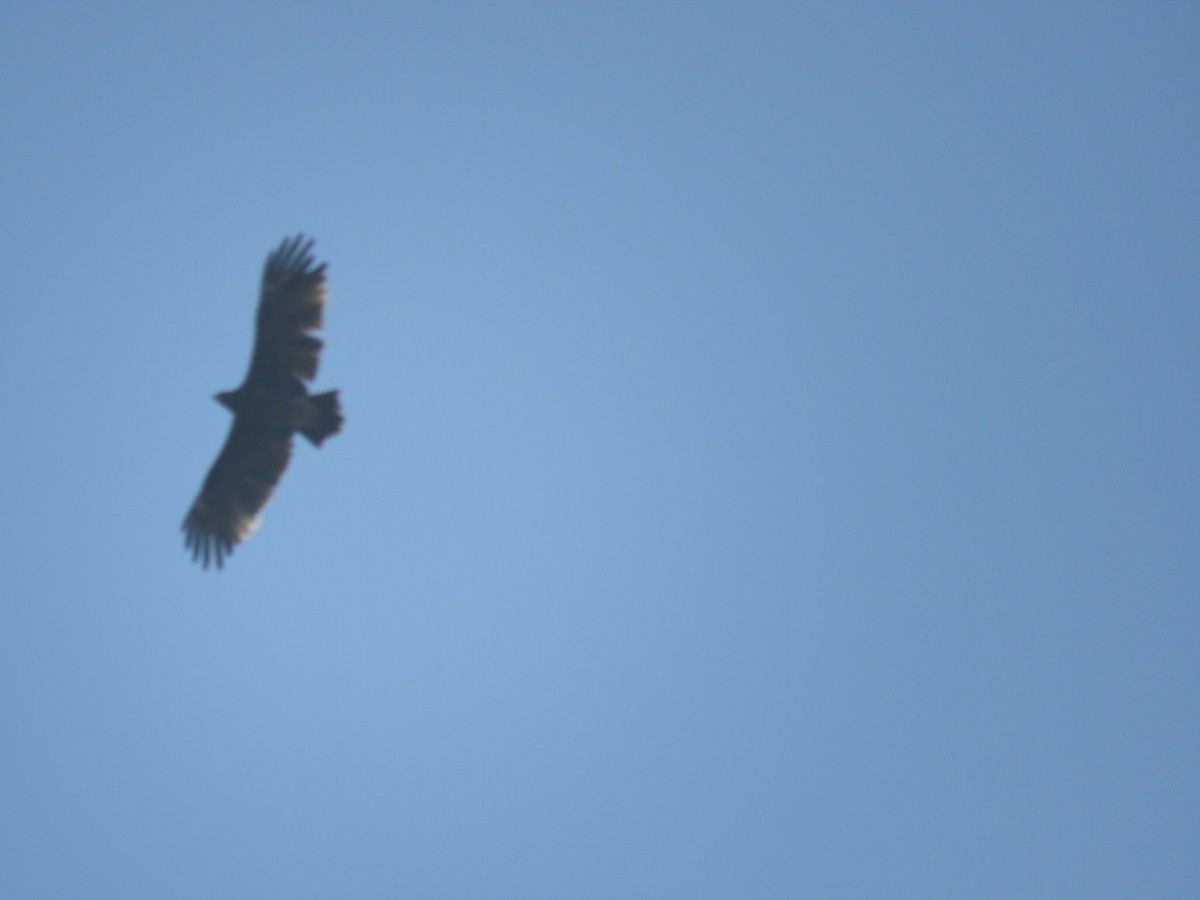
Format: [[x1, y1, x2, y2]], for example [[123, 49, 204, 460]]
[[182, 235, 343, 569]]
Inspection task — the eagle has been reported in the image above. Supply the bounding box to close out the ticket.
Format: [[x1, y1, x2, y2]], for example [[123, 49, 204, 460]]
[[182, 235, 343, 569]]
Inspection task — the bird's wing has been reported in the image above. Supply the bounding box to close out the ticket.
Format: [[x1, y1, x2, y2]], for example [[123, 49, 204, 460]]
[[181, 419, 293, 569], [246, 234, 328, 390]]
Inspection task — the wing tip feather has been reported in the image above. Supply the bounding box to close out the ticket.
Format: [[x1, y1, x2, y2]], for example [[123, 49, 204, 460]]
[[182, 500, 260, 571]]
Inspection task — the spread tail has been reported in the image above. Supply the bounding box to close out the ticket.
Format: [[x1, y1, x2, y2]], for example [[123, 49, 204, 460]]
[[300, 390, 343, 447]]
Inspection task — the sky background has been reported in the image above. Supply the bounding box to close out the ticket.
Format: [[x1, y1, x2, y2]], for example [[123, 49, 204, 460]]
[[1, 2, 1197, 897]]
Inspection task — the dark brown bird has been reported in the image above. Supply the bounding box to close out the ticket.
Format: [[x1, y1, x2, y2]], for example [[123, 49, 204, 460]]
[[182, 235, 343, 569]]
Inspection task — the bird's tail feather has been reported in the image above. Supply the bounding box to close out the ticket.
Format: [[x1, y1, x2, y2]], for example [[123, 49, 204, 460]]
[[300, 390, 343, 447]]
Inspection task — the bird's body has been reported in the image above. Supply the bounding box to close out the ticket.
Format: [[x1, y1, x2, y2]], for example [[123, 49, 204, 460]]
[[182, 235, 343, 569]]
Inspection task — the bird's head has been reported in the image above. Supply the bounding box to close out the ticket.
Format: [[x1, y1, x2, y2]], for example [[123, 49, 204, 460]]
[[214, 390, 240, 412]]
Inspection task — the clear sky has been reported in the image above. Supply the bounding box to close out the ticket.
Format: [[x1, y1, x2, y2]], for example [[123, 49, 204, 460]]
[[1, 2, 1197, 897]]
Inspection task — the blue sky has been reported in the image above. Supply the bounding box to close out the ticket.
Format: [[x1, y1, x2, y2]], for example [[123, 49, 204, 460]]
[[2, 2, 1197, 897]]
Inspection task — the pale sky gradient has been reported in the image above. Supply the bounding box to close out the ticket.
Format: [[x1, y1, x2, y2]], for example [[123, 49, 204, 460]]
[[2, 3, 1197, 897]]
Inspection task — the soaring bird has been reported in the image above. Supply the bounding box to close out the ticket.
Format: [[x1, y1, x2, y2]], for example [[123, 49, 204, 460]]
[[182, 235, 343, 569]]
